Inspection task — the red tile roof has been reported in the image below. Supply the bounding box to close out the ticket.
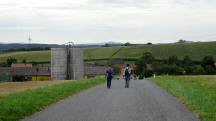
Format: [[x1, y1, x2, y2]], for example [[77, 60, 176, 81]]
[[11, 64, 32, 68]]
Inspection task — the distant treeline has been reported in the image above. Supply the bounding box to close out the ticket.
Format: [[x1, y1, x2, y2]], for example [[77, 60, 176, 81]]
[[0, 43, 62, 51], [0, 42, 124, 51], [4, 47, 51, 52]]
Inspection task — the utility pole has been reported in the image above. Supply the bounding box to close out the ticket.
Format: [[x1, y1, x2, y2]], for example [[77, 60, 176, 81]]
[[65, 41, 75, 80]]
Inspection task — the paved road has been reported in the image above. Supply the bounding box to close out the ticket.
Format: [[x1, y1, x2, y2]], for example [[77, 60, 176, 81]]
[[23, 79, 199, 121]]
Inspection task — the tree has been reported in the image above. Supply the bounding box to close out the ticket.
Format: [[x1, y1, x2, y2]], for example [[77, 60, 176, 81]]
[[168, 56, 178, 65], [147, 42, 152, 45], [178, 39, 186, 43], [140, 52, 154, 64], [22, 59, 27, 63], [182, 56, 193, 74], [183, 56, 192, 66], [166, 64, 185, 75], [6, 57, 17, 66], [201, 56, 215, 68], [201, 56, 216, 75], [135, 52, 154, 78], [124, 42, 131, 46], [103, 43, 110, 47], [205, 65, 216, 75]]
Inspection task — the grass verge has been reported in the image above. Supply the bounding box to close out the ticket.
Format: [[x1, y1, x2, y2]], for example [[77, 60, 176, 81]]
[[0, 77, 105, 121], [150, 76, 216, 121]]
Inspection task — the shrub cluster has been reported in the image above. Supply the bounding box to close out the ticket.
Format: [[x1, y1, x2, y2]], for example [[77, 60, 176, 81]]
[[135, 52, 216, 78]]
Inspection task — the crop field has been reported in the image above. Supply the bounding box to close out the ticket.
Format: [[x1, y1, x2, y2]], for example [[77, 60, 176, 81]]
[[150, 75, 216, 121], [0, 50, 50, 63]]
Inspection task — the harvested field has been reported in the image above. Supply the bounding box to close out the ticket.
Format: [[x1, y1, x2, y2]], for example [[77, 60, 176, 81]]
[[0, 80, 73, 96]]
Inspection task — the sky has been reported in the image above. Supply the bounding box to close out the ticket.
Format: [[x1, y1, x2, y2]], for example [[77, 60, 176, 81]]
[[0, 0, 216, 44]]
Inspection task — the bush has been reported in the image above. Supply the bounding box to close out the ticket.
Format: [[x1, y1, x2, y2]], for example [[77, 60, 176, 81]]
[[154, 63, 168, 75], [168, 56, 179, 65], [201, 56, 215, 68], [204, 65, 216, 75], [191, 65, 205, 75], [112, 65, 121, 75], [6, 57, 17, 66], [154, 63, 185, 75], [135, 52, 155, 78], [184, 66, 193, 75], [144, 69, 153, 77], [167, 64, 185, 75]]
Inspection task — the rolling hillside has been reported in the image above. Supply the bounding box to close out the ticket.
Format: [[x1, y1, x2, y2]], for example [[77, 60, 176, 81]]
[[84, 41, 216, 61], [0, 41, 216, 63]]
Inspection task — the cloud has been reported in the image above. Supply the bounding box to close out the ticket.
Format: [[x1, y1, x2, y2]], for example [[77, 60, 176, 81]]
[[0, 0, 216, 44]]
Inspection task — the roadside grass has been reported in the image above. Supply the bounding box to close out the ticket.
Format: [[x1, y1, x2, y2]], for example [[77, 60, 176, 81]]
[[150, 76, 216, 121], [0, 77, 105, 121]]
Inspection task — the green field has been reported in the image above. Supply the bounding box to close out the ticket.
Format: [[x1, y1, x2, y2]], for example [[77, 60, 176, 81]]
[[0, 51, 50, 63], [0, 77, 105, 121], [84, 41, 216, 61], [0, 41, 216, 63], [150, 76, 216, 121]]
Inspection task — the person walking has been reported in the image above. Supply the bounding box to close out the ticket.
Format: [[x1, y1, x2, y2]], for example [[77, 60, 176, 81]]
[[106, 65, 114, 89], [123, 64, 131, 88]]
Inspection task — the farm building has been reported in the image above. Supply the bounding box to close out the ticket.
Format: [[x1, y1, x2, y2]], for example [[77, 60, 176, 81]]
[[0, 67, 50, 81], [0, 63, 106, 82], [84, 63, 106, 76]]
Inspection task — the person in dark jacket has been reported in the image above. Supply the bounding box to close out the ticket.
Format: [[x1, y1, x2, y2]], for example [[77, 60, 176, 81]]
[[106, 65, 114, 89], [123, 64, 132, 88]]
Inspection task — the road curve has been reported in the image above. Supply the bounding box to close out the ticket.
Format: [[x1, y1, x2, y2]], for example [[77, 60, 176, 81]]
[[23, 79, 199, 121]]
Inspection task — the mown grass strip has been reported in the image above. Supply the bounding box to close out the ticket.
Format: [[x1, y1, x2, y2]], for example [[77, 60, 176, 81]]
[[150, 76, 216, 121], [0, 77, 105, 121]]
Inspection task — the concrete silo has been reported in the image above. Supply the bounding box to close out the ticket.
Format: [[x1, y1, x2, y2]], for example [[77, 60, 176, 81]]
[[51, 48, 84, 80]]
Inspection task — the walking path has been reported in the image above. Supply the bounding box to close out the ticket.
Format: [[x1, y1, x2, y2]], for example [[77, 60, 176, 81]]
[[23, 79, 199, 121]]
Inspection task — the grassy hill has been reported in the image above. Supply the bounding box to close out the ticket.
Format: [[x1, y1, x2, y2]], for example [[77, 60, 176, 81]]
[[84, 41, 216, 61], [0, 41, 216, 63]]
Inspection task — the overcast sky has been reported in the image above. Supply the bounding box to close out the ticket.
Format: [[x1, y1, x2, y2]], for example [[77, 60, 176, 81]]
[[0, 0, 216, 44]]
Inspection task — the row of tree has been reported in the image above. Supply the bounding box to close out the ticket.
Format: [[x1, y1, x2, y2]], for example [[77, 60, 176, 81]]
[[135, 52, 216, 78], [4, 47, 50, 52]]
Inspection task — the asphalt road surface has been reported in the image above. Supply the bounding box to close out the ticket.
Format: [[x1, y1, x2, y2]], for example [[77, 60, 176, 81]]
[[23, 79, 199, 121]]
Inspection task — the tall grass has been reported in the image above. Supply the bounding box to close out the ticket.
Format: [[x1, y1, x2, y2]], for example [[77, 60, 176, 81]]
[[0, 77, 105, 121], [150, 76, 216, 121]]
